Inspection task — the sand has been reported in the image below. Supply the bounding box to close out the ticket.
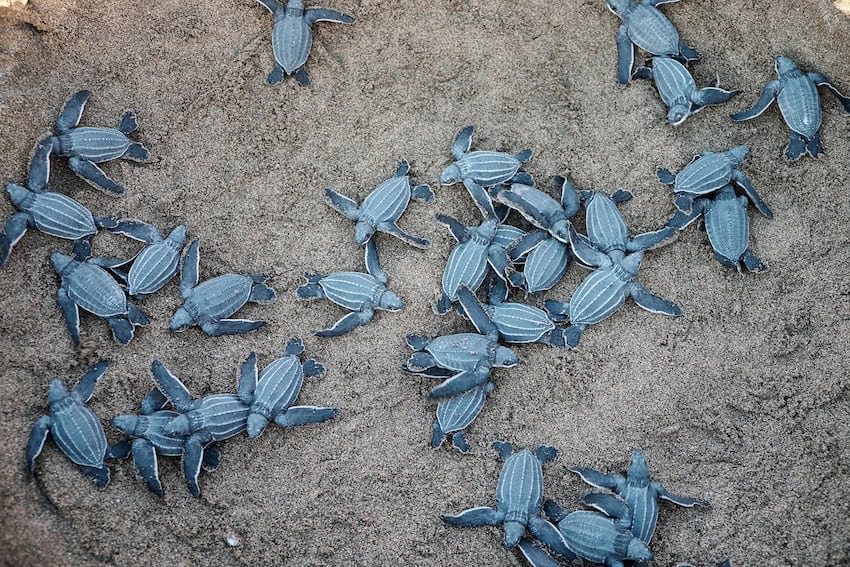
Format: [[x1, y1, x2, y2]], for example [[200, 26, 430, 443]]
[[0, 1, 849, 565]]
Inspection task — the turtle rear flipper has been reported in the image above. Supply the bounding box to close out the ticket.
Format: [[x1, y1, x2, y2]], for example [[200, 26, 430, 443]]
[[678, 41, 700, 61], [248, 282, 276, 303], [26, 416, 52, 472], [805, 132, 824, 159], [68, 157, 124, 194], [411, 184, 434, 203], [106, 440, 132, 460], [405, 334, 431, 351], [78, 464, 110, 487], [297, 278, 326, 300], [511, 172, 533, 186], [267, 64, 286, 85], [786, 132, 807, 161], [131, 438, 164, 497], [274, 406, 339, 427], [118, 111, 139, 134], [656, 167, 676, 185], [109, 316, 135, 345], [315, 309, 373, 337], [202, 319, 266, 336], [127, 303, 150, 326], [742, 250, 768, 273], [430, 420, 447, 449], [302, 360, 325, 378], [202, 446, 221, 472], [564, 325, 583, 348], [403, 351, 437, 373], [56, 90, 91, 134], [451, 432, 470, 454], [432, 291, 453, 315], [0, 213, 32, 267], [294, 67, 310, 87], [123, 143, 149, 162]]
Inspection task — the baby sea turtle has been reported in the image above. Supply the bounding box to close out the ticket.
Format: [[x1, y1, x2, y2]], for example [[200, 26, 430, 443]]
[[545, 193, 680, 347], [236, 338, 339, 439], [170, 239, 277, 336], [26, 361, 119, 487], [431, 381, 494, 454], [111, 220, 188, 298], [52, 244, 149, 346], [440, 125, 533, 219], [570, 448, 709, 546], [731, 56, 850, 160], [666, 184, 768, 273], [494, 176, 583, 245], [151, 360, 254, 497], [606, 0, 699, 86], [255, 0, 354, 86], [656, 145, 772, 217], [43, 90, 150, 194], [632, 57, 737, 125], [110, 388, 222, 497], [442, 441, 569, 552], [298, 239, 403, 336], [324, 160, 434, 249], [506, 233, 569, 294], [1, 141, 116, 268]]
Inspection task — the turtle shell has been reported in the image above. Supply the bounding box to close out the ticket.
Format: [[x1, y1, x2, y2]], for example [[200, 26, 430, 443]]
[[777, 74, 822, 138], [360, 174, 411, 225], [29, 192, 97, 240], [569, 265, 632, 326], [318, 272, 384, 311], [556, 511, 635, 563], [496, 449, 544, 518], [272, 13, 312, 73], [704, 189, 749, 263], [673, 152, 735, 197], [436, 383, 489, 434], [58, 127, 132, 161], [185, 275, 255, 323], [523, 237, 569, 293], [425, 333, 495, 371], [66, 262, 129, 317], [50, 395, 107, 467], [490, 302, 555, 343], [625, 4, 679, 56], [457, 151, 522, 187], [252, 356, 304, 418]]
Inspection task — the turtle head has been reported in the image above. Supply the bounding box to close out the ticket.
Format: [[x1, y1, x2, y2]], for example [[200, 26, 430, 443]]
[[628, 448, 651, 485], [6, 183, 33, 208], [247, 413, 269, 439], [550, 219, 571, 242], [167, 225, 188, 246], [606, 0, 631, 17], [478, 219, 498, 241], [494, 346, 519, 368], [169, 308, 194, 332], [354, 221, 375, 246], [728, 145, 750, 163], [50, 252, 75, 275], [774, 56, 798, 77], [503, 521, 525, 549], [439, 164, 462, 185], [47, 378, 70, 405], [667, 104, 691, 127], [626, 538, 653, 562], [620, 251, 643, 276], [379, 290, 405, 312], [112, 415, 147, 437]]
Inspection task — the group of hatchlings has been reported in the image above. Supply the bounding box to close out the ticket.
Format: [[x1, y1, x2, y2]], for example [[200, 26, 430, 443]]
[[5, 0, 849, 565]]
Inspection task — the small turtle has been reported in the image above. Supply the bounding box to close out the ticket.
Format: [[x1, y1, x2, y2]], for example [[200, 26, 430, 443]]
[[494, 176, 584, 244], [666, 184, 767, 273], [110, 220, 188, 298], [52, 243, 150, 346], [43, 90, 150, 194], [457, 281, 565, 347], [236, 338, 338, 439], [439, 125, 533, 219], [656, 145, 772, 217], [26, 361, 121, 487], [298, 239, 403, 336], [151, 360, 254, 497], [430, 381, 494, 454], [606, 0, 699, 86], [404, 286, 519, 399], [507, 233, 570, 294], [731, 56, 850, 160], [570, 448, 709, 546], [254, 0, 354, 86], [1, 141, 116, 268], [170, 239, 277, 336], [324, 160, 434, 249], [110, 388, 222, 497], [517, 494, 653, 567], [632, 57, 738, 125], [442, 441, 569, 552], [545, 192, 680, 347]]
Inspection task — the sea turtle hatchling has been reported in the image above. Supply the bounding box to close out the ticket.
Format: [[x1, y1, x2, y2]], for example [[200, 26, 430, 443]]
[[254, 0, 354, 86], [42, 90, 150, 194], [544, 192, 681, 347], [1, 141, 116, 268], [110, 388, 222, 497], [169, 239, 277, 337], [430, 381, 495, 454], [656, 145, 772, 217], [442, 441, 569, 552], [731, 56, 850, 160], [440, 125, 533, 219], [110, 220, 188, 298], [606, 0, 699, 86], [236, 338, 339, 439], [666, 184, 768, 273], [569, 448, 709, 546], [298, 239, 403, 337], [324, 160, 434, 249], [26, 361, 122, 487], [632, 57, 737, 125]]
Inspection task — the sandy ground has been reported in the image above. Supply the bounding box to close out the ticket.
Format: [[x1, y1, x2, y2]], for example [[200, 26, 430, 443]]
[[0, 0, 849, 565]]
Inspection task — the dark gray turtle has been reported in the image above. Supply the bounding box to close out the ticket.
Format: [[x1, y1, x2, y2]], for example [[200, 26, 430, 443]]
[[439, 125, 533, 219], [516, 494, 653, 567], [151, 360, 254, 497], [430, 381, 494, 454], [544, 192, 680, 347], [26, 361, 121, 487], [52, 243, 149, 346], [255, 0, 354, 86], [324, 160, 434, 249], [607, 0, 699, 86], [110, 388, 221, 497], [731, 56, 850, 160], [110, 220, 188, 298], [666, 184, 767, 273], [570, 448, 709, 547], [442, 441, 569, 552], [236, 338, 339, 439], [170, 239, 277, 336], [632, 57, 737, 125], [43, 90, 150, 194], [656, 145, 772, 217], [298, 239, 403, 336]]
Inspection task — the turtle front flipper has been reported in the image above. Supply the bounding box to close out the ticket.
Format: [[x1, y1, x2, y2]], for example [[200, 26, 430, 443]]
[[691, 86, 738, 106], [615, 24, 635, 86], [238, 352, 259, 404], [441, 506, 503, 526], [628, 226, 676, 252], [179, 239, 200, 297], [68, 156, 124, 194], [730, 80, 781, 121], [568, 226, 609, 269], [456, 287, 497, 338], [364, 239, 388, 284], [56, 90, 91, 134], [255, 0, 284, 14], [809, 72, 850, 112], [450, 125, 474, 160], [110, 219, 163, 243], [131, 438, 164, 497], [463, 178, 498, 220], [653, 481, 710, 508], [582, 493, 631, 522], [305, 8, 355, 24], [274, 405, 339, 427], [528, 516, 575, 561], [28, 140, 52, 190], [0, 213, 33, 268], [150, 360, 193, 411], [56, 286, 82, 346], [516, 537, 561, 567], [678, 41, 699, 61], [731, 170, 772, 218], [75, 360, 110, 403], [567, 466, 625, 490], [202, 318, 267, 336], [26, 415, 52, 473], [315, 308, 374, 337], [183, 436, 205, 497], [428, 369, 488, 400], [629, 283, 682, 317], [324, 188, 361, 220], [378, 221, 431, 249]]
